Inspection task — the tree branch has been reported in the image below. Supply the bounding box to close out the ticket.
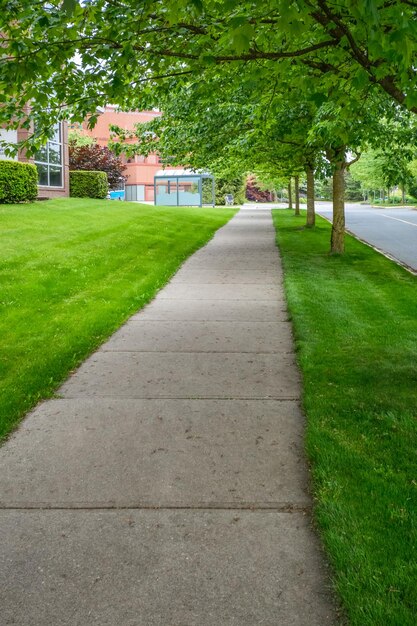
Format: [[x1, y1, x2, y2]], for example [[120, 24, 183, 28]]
[[309, 1, 417, 113], [131, 38, 339, 63], [347, 152, 361, 167]]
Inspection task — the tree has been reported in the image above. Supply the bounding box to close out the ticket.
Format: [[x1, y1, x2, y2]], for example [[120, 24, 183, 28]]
[[349, 150, 387, 196], [2, 0, 413, 254], [2, 0, 396, 253], [108, 59, 394, 253], [2, 0, 417, 145], [350, 119, 417, 202], [344, 172, 364, 202], [68, 129, 94, 147], [69, 142, 126, 190], [109, 73, 323, 225], [305, 166, 316, 227]]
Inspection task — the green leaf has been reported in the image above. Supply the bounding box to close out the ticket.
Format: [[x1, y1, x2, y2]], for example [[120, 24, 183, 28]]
[[230, 23, 255, 53], [200, 54, 216, 64], [309, 93, 327, 107], [190, 0, 204, 11], [62, 0, 78, 16], [405, 91, 417, 110]]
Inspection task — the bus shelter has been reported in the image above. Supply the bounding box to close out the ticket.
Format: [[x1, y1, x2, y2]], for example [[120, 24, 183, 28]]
[[154, 169, 215, 207]]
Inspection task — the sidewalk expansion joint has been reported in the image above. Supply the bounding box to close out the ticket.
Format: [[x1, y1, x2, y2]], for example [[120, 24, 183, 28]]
[[130, 317, 289, 321], [128, 320, 289, 323], [99, 350, 295, 355], [157, 298, 286, 302], [143, 298, 286, 302], [58, 395, 301, 401], [168, 281, 283, 284], [0, 502, 311, 513]]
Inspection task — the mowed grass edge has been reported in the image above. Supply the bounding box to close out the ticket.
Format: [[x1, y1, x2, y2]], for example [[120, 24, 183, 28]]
[[272, 209, 417, 625], [0, 198, 236, 441]]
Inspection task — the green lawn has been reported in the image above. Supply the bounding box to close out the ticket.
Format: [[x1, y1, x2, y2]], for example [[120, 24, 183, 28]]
[[272, 210, 417, 625], [0, 198, 236, 440]]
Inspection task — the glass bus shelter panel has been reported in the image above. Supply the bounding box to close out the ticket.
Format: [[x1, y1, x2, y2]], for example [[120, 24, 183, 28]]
[[178, 177, 200, 205], [155, 178, 178, 205]]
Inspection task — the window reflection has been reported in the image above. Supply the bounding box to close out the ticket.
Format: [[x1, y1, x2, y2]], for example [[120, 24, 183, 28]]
[[34, 123, 63, 187], [36, 163, 48, 186], [49, 167, 62, 187]]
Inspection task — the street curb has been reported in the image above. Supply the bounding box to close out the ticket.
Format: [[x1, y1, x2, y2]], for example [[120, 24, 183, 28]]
[[319, 214, 417, 277]]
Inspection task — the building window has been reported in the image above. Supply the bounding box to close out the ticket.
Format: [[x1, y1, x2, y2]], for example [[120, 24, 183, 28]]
[[34, 123, 63, 187]]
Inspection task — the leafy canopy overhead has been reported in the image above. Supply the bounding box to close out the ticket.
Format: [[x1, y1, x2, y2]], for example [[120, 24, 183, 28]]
[[108, 57, 403, 188], [2, 0, 417, 149]]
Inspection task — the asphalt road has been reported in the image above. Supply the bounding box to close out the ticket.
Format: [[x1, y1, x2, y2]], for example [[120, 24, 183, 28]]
[[315, 202, 417, 272]]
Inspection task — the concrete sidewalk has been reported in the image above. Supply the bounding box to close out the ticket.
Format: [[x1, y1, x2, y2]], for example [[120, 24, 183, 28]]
[[0, 208, 338, 625]]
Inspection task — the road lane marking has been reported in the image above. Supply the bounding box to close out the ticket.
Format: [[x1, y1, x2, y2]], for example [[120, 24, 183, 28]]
[[380, 214, 417, 227]]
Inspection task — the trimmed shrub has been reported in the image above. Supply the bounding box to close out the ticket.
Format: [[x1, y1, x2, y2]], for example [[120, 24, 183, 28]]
[[70, 170, 108, 199], [0, 160, 38, 204]]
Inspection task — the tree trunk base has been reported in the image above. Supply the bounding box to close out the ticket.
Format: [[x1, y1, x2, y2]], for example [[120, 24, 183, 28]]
[[331, 160, 345, 254], [306, 165, 315, 228]]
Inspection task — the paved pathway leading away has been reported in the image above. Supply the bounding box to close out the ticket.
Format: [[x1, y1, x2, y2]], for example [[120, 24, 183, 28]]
[[0, 208, 338, 625]]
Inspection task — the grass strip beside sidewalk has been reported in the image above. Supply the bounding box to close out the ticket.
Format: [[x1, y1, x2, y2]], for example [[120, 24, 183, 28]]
[[0, 198, 236, 441], [272, 209, 417, 625]]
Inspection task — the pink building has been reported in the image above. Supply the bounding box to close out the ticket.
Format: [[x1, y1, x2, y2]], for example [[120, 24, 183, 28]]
[[80, 106, 163, 202]]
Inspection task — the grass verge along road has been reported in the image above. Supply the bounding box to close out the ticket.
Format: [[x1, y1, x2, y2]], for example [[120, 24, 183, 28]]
[[0, 198, 236, 441], [273, 209, 417, 626]]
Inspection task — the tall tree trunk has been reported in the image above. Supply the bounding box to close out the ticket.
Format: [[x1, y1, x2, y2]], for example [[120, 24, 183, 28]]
[[306, 166, 315, 227], [294, 175, 300, 216], [331, 160, 345, 254], [288, 179, 292, 209], [401, 183, 405, 205]]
